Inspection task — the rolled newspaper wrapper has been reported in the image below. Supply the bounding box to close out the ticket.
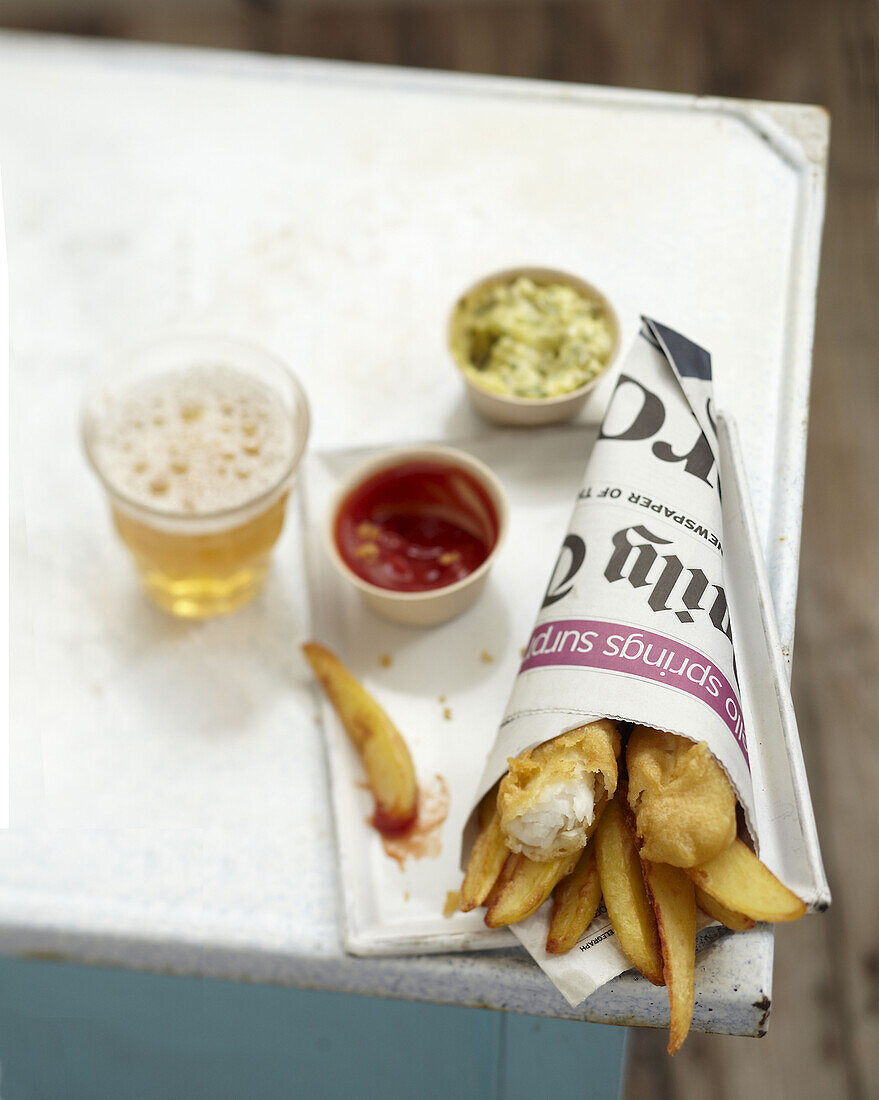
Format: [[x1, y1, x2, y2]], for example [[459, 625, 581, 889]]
[[461, 317, 795, 1005], [463, 318, 755, 851]]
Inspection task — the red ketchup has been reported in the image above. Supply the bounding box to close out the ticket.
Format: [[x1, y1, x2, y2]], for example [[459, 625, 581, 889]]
[[335, 460, 499, 593]]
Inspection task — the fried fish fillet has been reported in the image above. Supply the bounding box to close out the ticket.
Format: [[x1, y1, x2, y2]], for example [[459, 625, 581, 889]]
[[626, 726, 736, 868], [497, 719, 621, 861]]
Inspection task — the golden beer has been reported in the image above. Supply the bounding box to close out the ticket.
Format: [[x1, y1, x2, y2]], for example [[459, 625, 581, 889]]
[[83, 339, 309, 618]]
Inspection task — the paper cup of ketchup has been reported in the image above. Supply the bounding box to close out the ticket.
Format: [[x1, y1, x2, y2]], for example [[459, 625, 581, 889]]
[[325, 444, 509, 626]]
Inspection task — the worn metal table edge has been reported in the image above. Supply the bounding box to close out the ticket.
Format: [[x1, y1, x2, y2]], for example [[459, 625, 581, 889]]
[[0, 913, 772, 1036], [1, 32, 827, 1037]]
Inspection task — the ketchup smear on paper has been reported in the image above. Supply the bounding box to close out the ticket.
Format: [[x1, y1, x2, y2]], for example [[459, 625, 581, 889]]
[[335, 460, 499, 592], [356, 777, 450, 868], [371, 801, 418, 837], [379, 776, 450, 870]]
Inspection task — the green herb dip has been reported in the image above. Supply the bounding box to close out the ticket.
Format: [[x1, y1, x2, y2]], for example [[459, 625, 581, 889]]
[[451, 276, 615, 399]]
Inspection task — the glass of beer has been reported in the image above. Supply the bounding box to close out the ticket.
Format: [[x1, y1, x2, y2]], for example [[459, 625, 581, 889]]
[[82, 336, 310, 619]]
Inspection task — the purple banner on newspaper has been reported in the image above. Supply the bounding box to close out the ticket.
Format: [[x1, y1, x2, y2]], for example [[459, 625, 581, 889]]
[[520, 618, 749, 765]]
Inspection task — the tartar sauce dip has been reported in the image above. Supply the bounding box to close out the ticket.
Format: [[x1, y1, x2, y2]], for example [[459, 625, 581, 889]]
[[450, 275, 615, 399]]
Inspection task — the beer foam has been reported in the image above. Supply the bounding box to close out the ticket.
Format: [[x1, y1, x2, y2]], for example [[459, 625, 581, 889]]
[[92, 366, 298, 516]]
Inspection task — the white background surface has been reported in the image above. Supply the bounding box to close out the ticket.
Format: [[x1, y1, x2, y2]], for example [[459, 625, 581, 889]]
[[2, 33, 826, 1030]]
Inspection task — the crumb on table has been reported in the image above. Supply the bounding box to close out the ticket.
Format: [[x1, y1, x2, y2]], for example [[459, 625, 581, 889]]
[[480, 650, 494, 663], [379, 654, 392, 668], [443, 707, 452, 720], [443, 890, 461, 917]]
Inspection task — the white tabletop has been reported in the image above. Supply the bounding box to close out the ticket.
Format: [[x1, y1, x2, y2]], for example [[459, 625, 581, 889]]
[[3, 32, 826, 1034]]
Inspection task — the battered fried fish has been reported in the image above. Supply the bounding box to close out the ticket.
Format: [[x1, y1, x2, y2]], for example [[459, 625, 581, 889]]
[[626, 726, 736, 868], [497, 720, 621, 861]]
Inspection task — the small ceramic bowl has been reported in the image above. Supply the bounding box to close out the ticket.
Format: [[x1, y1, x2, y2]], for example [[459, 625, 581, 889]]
[[448, 266, 620, 426], [324, 444, 509, 626]]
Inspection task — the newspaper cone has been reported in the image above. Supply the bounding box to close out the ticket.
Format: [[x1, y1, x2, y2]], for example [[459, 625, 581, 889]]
[[462, 318, 758, 1005]]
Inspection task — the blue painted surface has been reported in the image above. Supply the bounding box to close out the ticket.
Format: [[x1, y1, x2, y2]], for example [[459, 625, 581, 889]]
[[500, 1014, 629, 1100], [0, 957, 627, 1099]]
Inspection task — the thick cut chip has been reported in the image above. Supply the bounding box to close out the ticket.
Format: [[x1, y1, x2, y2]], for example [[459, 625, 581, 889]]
[[686, 839, 806, 923], [303, 642, 418, 834], [642, 860, 697, 1055], [460, 787, 509, 912], [694, 886, 755, 932], [627, 726, 736, 868], [594, 790, 664, 985], [483, 850, 580, 929], [545, 841, 602, 955], [498, 720, 621, 860]]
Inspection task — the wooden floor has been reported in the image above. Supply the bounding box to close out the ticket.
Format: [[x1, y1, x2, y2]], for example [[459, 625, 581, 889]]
[[4, 2, 877, 1097]]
